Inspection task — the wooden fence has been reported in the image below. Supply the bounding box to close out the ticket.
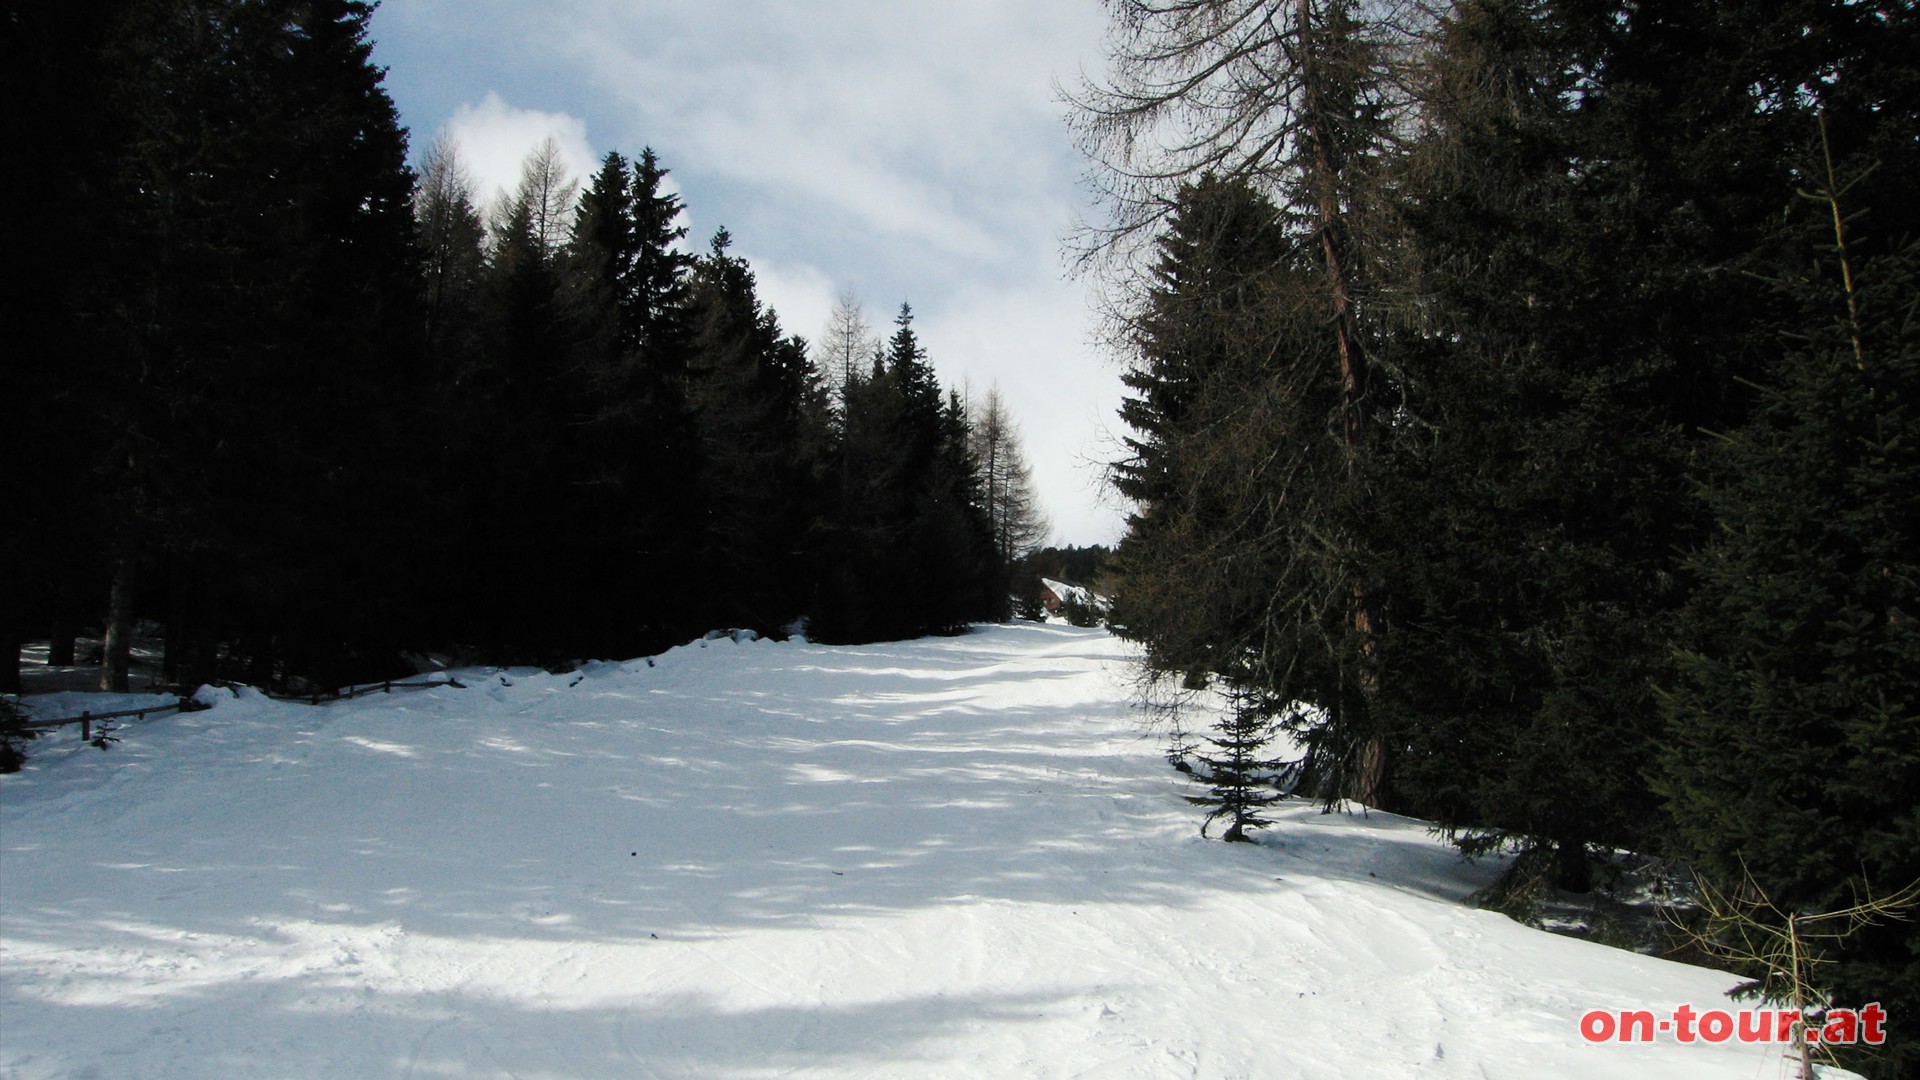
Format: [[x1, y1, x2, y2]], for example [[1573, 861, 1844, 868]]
[[18, 676, 466, 742]]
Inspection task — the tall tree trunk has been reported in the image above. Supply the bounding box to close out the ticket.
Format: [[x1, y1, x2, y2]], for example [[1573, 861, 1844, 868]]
[[185, 615, 220, 692], [100, 556, 133, 693], [0, 624, 20, 694], [48, 609, 77, 667], [163, 610, 183, 685], [1300, 0, 1386, 807], [247, 629, 275, 688], [1554, 836, 1591, 894], [164, 555, 220, 691]]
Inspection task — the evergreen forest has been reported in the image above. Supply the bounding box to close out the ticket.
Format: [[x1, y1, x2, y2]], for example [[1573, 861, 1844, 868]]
[[5, 0, 1920, 1076], [2, 0, 1044, 701], [1076, 0, 1917, 1074]]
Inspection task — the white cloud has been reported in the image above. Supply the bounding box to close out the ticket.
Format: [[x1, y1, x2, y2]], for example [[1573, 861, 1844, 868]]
[[683, 115, 1004, 264], [373, 2, 1128, 543], [442, 92, 600, 217], [741, 256, 838, 346], [558, 2, 1102, 270], [530, 4, 1125, 541], [919, 279, 1128, 547]]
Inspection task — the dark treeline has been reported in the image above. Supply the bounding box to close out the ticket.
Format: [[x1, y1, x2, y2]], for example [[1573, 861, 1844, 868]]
[[1075, 0, 1918, 1073], [1, 0, 1024, 700], [1020, 545, 1112, 590]]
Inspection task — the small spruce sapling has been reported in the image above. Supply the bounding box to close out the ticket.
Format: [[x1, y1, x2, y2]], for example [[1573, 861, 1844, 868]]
[[1188, 692, 1290, 843], [0, 697, 35, 773]]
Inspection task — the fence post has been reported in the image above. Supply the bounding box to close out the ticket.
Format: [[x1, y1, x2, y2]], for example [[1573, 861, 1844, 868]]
[[80, 711, 91, 742]]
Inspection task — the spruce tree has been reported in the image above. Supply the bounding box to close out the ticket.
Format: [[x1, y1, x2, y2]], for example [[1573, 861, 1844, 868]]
[[1374, 0, 1651, 889], [0, 0, 124, 691], [1107, 174, 1359, 832], [1109, 174, 1295, 685], [809, 305, 998, 643], [1370, 0, 1848, 889], [66, 0, 424, 688], [686, 230, 823, 632], [815, 305, 944, 642], [1189, 693, 1292, 843], [1073, 0, 1422, 812], [920, 388, 1000, 628], [810, 352, 908, 643], [1659, 145, 1920, 1078], [463, 141, 582, 656], [884, 310, 997, 634], [563, 148, 703, 650]]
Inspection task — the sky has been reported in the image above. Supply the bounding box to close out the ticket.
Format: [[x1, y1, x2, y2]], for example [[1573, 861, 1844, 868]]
[[367, 1, 1130, 547]]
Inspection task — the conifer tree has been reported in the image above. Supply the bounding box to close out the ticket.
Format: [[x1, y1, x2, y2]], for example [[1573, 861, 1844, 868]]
[[1373, 0, 1660, 890], [810, 305, 997, 643], [1109, 175, 1297, 684], [466, 141, 583, 655], [1658, 103, 1920, 1074], [1188, 692, 1292, 842], [1106, 174, 1360, 831], [415, 135, 488, 379], [815, 290, 879, 405], [556, 150, 653, 647], [687, 230, 824, 631], [1378, 0, 1913, 893], [0, 0, 123, 691], [810, 352, 908, 642], [1669, 241, 1920, 1080], [816, 305, 945, 642], [916, 388, 999, 627], [1072, 0, 1424, 811], [968, 386, 1050, 572], [565, 148, 703, 649], [408, 134, 494, 648], [68, 0, 423, 688]]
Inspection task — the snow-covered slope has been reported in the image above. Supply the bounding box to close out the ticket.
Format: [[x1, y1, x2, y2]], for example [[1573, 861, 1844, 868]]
[[0, 624, 1815, 1078]]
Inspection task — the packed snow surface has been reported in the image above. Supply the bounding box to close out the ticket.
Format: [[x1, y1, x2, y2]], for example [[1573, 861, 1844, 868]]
[[2, 624, 1814, 1078]]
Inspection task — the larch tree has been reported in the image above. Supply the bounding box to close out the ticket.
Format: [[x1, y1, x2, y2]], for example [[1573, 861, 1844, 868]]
[[499, 136, 578, 262], [816, 289, 880, 404], [968, 386, 1050, 570], [467, 139, 583, 655], [1070, 0, 1428, 812], [414, 134, 488, 379]]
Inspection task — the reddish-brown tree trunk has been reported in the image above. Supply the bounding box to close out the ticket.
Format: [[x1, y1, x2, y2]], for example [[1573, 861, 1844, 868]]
[[1300, 0, 1385, 806]]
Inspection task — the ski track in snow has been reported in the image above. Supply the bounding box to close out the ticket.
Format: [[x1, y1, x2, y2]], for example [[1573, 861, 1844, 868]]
[[0, 624, 1821, 1078]]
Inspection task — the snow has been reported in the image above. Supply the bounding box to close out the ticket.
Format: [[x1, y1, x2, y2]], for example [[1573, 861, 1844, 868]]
[[0, 624, 1833, 1078], [1041, 577, 1106, 612]]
